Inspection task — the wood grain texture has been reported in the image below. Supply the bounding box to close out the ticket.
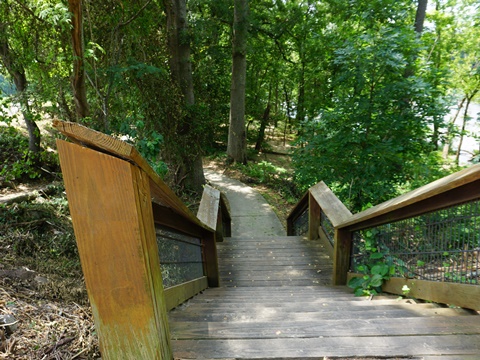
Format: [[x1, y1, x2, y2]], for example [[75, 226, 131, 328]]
[[309, 181, 353, 227], [57, 140, 172, 359], [197, 185, 220, 230], [169, 234, 480, 359], [53, 120, 204, 229], [164, 277, 208, 311], [382, 276, 480, 311], [286, 191, 308, 235]]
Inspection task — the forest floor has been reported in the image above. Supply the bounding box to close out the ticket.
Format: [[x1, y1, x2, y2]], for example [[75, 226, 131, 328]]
[[0, 122, 297, 359]]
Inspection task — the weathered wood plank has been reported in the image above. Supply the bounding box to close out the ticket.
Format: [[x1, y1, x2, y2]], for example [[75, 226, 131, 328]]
[[309, 181, 352, 227], [383, 276, 480, 311], [197, 185, 220, 230], [164, 276, 208, 311], [53, 120, 205, 230], [347, 273, 480, 311], [57, 140, 172, 360], [169, 316, 480, 339], [171, 335, 480, 359]]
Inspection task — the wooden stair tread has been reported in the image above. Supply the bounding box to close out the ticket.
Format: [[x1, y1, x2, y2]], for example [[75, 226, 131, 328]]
[[169, 235, 480, 359]]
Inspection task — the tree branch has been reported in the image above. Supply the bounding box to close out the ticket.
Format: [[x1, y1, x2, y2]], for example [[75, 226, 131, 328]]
[[117, 0, 153, 28]]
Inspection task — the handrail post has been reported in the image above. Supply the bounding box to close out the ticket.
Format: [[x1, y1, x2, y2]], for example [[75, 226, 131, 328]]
[[332, 228, 352, 285], [57, 139, 172, 360], [308, 192, 321, 240]]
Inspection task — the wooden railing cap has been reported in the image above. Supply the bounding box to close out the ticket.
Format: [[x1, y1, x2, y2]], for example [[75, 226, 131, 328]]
[[337, 163, 480, 229], [53, 120, 205, 229]]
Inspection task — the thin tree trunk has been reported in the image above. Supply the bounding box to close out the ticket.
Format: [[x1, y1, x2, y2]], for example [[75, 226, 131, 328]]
[[227, 0, 248, 164], [283, 83, 292, 146], [404, 0, 428, 79], [68, 0, 89, 120], [163, 0, 205, 192], [295, 60, 305, 132], [0, 30, 41, 153], [442, 97, 465, 159], [455, 91, 478, 165], [255, 102, 271, 152], [414, 0, 428, 34]]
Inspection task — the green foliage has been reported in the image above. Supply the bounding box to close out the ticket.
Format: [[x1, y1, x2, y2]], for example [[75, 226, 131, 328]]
[[0, 189, 78, 268], [117, 119, 168, 177], [292, 6, 450, 211], [348, 230, 396, 296], [237, 160, 287, 184], [0, 126, 58, 183], [0, 75, 15, 96]]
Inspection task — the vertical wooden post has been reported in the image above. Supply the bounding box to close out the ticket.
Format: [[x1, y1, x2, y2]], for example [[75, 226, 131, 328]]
[[332, 228, 352, 285], [203, 231, 220, 287], [57, 140, 172, 360], [308, 192, 321, 240]]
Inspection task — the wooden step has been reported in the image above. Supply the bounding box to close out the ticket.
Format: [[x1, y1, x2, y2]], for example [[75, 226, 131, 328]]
[[169, 235, 480, 359]]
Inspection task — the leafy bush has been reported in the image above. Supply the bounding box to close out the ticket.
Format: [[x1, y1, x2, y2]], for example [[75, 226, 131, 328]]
[[0, 126, 59, 183]]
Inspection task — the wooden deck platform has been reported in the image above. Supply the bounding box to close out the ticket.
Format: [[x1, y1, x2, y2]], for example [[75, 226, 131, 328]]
[[168, 236, 480, 359]]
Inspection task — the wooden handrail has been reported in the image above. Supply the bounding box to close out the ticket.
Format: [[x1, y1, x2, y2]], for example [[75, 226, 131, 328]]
[[54, 120, 224, 359], [337, 163, 480, 231], [54, 120, 204, 228], [287, 182, 352, 263], [288, 165, 480, 310], [197, 185, 231, 242]]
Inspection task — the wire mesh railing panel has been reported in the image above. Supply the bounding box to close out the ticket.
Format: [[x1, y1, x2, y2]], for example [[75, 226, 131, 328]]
[[156, 226, 204, 288], [292, 206, 309, 236], [321, 210, 335, 246], [351, 199, 480, 285]]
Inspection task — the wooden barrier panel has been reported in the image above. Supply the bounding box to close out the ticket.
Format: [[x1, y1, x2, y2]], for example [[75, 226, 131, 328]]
[[53, 120, 224, 358], [57, 140, 172, 359], [347, 273, 480, 311], [198, 185, 226, 242]]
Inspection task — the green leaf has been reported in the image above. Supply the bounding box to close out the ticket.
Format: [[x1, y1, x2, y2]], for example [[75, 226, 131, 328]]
[[370, 252, 384, 260], [348, 277, 365, 289], [369, 274, 384, 288], [371, 264, 389, 277]]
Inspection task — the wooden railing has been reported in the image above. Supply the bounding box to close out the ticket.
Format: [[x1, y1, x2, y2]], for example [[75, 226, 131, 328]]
[[53, 120, 230, 360], [289, 164, 480, 311], [287, 181, 352, 259]]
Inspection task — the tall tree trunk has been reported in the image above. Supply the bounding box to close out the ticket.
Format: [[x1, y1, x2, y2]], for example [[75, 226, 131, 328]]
[[414, 0, 428, 34], [227, 0, 248, 164], [68, 0, 89, 121], [163, 0, 205, 192], [295, 60, 306, 136], [455, 91, 478, 165], [0, 29, 41, 153], [283, 82, 292, 146], [404, 0, 428, 78]]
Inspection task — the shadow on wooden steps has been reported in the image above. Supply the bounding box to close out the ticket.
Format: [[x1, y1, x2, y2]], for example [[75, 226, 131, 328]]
[[168, 235, 480, 359]]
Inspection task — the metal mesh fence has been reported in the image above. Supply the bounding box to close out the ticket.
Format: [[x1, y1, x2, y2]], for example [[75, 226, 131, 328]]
[[321, 210, 335, 246], [156, 226, 204, 288], [292, 206, 309, 236], [351, 199, 480, 285]]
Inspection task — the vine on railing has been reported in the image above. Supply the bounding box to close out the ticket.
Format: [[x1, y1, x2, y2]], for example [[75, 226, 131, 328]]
[[350, 198, 480, 287]]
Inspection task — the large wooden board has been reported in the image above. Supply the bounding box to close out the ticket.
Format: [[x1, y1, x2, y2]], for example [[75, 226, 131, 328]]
[[57, 140, 171, 359]]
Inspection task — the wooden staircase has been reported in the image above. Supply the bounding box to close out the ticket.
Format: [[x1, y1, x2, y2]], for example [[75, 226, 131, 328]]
[[168, 236, 480, 359]]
